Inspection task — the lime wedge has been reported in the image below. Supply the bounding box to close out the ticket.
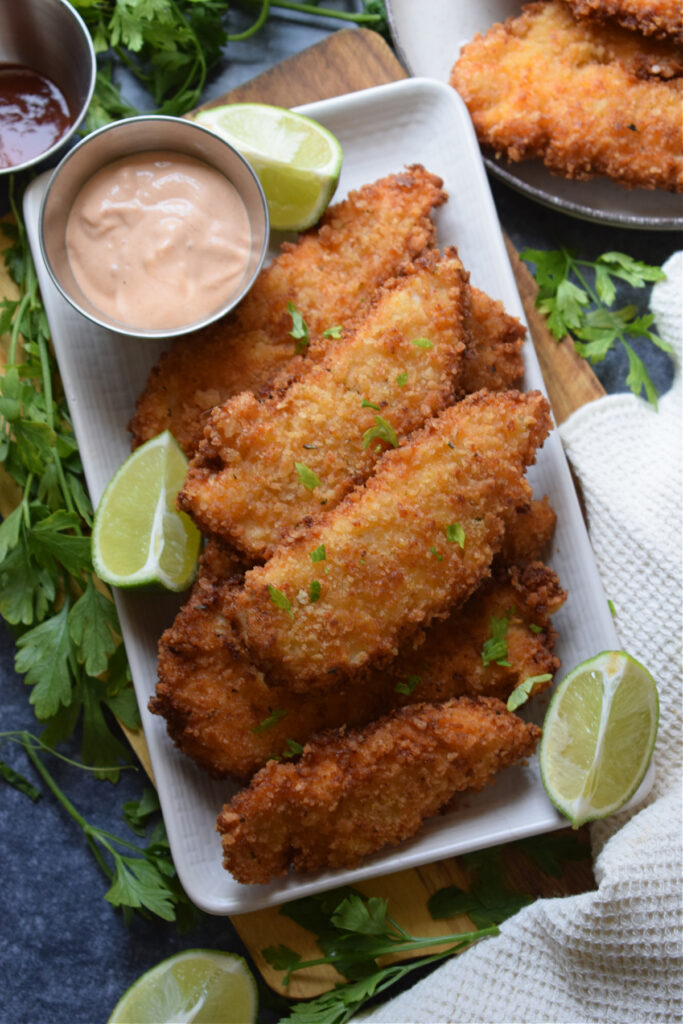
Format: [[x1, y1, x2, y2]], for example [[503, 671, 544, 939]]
[[194, 102, 343, 230], [92, 431, 201, 591], [540, 651, 658, 827], [107, 949, 258, 1024]]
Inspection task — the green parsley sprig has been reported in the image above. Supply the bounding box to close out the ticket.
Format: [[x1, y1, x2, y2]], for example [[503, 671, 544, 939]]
[[264, 888, 498, 1024], [0, 190, 137, 779], [1, 733, 199, 927], [521, 247, 670, 407]]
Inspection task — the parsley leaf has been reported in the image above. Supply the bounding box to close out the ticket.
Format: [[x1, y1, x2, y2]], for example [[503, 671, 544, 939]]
[[287, 301, 309, 354], [310, 544, 326, 562], [412, 337, 434, 349], [295, 461, 321, 491], [396, 372, 408, 387], [394, 674, 420, 696], [252, 709, 288, 733], [362, 414, 398, 450], [445, 522, 465, 548], [506, 673, 552, 711], [267, 585, 293, 618], [322, 324, 343, 339], [521, 246, 670, 406], [68, 577, 120, 676], [309, 580, 322, 603], [481, 613, 511, 668]]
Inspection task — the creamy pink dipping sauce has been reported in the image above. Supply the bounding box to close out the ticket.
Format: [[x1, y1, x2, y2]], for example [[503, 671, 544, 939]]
[[65, 151, 252, 330]]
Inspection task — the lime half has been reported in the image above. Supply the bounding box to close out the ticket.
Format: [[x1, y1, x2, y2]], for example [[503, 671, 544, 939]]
[[92, 431, 201, 591], [540, 651, 658, 827], [194, 102, 342, 230], [107, 949, 258, 1024]]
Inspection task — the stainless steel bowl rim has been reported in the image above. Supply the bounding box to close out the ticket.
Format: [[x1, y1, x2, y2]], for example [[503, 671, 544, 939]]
[[39, 115, 271, 339]]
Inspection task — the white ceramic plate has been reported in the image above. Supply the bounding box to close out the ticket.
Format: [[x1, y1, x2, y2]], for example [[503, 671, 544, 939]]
[[24, 79, 648, 915], [386, 0, 683, 230]]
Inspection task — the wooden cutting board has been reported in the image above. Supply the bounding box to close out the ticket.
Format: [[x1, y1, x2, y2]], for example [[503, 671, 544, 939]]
[[0, 27, 603, 1002]]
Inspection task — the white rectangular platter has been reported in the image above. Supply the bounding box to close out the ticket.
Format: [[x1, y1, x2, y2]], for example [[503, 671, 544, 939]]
[[25, 78, 622, 915]]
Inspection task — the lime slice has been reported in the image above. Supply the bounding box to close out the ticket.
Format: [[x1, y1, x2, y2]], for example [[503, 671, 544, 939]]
[[92, 430, 201, 591], [540, 651, 658, 827], [194, 102, 343, 230], [107, 949, 258, 1024]]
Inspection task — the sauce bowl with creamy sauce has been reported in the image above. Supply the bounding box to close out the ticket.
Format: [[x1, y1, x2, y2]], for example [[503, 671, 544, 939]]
[[40, 116, 270, 338], [0, 0, 95, 173]]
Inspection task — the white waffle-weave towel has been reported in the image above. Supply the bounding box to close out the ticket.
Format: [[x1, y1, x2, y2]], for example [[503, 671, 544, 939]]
[[355, 252, 683, 1024]]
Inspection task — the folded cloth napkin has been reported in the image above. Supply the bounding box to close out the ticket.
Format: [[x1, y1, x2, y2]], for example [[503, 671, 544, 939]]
[[356, 252, 683, 1024]]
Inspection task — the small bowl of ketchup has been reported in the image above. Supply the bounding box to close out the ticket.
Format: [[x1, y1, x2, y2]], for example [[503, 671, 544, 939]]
[[0, 0, 96, 174], [39, 116, 271, 338]]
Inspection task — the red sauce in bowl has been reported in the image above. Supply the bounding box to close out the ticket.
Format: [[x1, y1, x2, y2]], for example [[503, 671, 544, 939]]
[[0, 64, 72, 169]]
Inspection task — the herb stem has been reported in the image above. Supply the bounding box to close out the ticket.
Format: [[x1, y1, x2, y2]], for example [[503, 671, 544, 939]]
[[20, 731, 89, 832], [269, 1, 383, 22], [227, 0, 271, 41]]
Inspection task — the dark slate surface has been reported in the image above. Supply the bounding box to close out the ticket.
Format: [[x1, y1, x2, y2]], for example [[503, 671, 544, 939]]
[[0, 6, 678, 1022]]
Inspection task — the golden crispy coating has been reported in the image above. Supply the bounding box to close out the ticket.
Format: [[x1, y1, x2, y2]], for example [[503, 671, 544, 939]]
[[451, 0, 683, 192], [231, 390, 552, 691], [459, 287, 525, 395], [497, 494, 557, 566], [129, 166, 447, 455], [150, 553, 563, 781], [179, 250, 470, 561], [216, 696, 541, 883], [563, 0, 682, 43]]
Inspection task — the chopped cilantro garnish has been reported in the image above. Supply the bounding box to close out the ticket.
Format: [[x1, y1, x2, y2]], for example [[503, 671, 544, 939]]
[[295, 461, 321, 491], [395, 674, 421, 696], [481, 613, 511, 667], [396, 372, 408, 387], [282, 738, 304, 758], [507, 674, 553, 711], [309, 580, 322, 603], [362, 415, 398, 450], [310, 544, 326, 562], [362, 398, 381, 410], [412, 337, 433, 349], [287, 301, 309, 354], [322, 324, 343, 339], [430, 546, 443, 562], [608, 599, 616, 617], [252, 709, 288, 733], [268, 585, 293, 618], [445, 523, 465, 548], [528, 623, 543, 634]]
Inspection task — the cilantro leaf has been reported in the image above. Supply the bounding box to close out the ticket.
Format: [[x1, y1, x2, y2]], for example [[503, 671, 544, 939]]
[[252, 709, 288, 733], [322, 325, 343, 339], [412, 337, 434, 349], [394, 674, 420, 696], [310, 544, 326, 562], [445, 522, 465, 548], [309, 580, 322, 603]]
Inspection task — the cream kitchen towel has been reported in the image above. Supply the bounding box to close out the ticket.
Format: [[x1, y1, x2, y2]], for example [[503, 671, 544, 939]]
[[356, 252, 683, 1024]]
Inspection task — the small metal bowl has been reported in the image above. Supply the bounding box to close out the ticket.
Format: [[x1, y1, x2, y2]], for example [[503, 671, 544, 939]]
[[39, 116, 270, 339], [0, 0, 96, 174]]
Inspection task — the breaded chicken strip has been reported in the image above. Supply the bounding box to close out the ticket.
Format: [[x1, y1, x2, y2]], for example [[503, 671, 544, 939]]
[[451, 0, 683, 192], [129, 166, 447, 455], [231, 390, 552, 691], [179, 250, 470, 561], [150, 555, 563, 781], [497, 494, 557, 566], [216, 697, 541, 883], [459, 287, 525, 395], [563, 0, 682, 43]]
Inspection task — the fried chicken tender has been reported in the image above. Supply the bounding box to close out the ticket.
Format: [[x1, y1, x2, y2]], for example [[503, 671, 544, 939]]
[[231, 390, 552, 691], [129, 166, 447, 455], [459, 287, 525, 395], [179, 250, 470, 561], [451, 0, 683, 192], [497, 493, 557, 566], [563, 0, 683, 43], [150, 546, 564, 781], [216, 696, 541, 883]]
